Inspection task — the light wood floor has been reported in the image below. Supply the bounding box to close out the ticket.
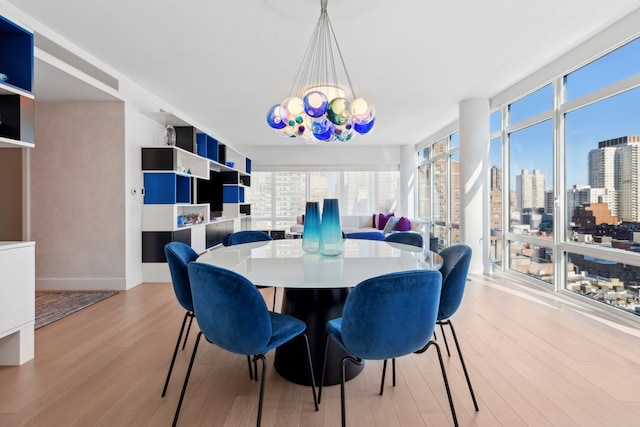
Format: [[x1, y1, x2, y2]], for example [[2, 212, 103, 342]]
[[2, 273, 640, 427]]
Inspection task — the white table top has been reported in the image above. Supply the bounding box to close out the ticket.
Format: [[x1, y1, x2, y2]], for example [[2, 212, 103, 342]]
[[196, 239, 443, 289]]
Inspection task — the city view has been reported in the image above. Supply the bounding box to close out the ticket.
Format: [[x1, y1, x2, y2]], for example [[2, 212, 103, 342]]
[[491, 135, 640, 316]]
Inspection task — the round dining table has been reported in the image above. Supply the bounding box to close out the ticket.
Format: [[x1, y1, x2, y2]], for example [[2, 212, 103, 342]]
[[196, 238, 443, 386]]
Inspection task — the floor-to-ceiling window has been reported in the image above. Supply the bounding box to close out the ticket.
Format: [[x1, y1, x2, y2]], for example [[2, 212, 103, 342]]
[[248, 170, 400, 231], [417, 132, 460, 248], [489, 34, 640, 317], [562, 37, 640, 314]]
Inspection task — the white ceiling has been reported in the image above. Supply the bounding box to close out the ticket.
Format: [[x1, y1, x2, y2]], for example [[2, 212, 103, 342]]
[[8, 0, 640, 152]]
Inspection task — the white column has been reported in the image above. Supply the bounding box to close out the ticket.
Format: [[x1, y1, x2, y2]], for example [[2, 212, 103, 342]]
[[459, 98, 490, 275], [400, 144, 416, 217]]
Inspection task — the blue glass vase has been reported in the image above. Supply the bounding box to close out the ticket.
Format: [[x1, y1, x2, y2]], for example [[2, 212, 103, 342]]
[[302, 201, 321, 253], [319, 198, 343, 256]]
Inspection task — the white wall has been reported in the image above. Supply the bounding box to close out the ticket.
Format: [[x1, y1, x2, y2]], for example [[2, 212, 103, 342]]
[[32, 101, 127, 290]]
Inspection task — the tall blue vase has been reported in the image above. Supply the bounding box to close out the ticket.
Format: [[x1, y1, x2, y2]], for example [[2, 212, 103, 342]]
[[319, 198, 343, 256], [302, 201, 321, 253]]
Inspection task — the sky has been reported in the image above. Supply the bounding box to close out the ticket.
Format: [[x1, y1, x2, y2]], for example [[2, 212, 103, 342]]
[[490, 37, 640, 190]]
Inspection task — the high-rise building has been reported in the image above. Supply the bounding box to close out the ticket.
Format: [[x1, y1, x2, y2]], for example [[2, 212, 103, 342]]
[[588, 136, 640, 222], [516, 169, 546, 211], [490, 165, 501, 190]]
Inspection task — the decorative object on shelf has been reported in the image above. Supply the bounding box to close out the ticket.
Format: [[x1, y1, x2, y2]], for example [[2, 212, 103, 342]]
[[265, 0, 375, 144], [226, 161, 235, 168], [0, 73, 7, 82], [302, 201, 321, 253], [164, 125, 176, 146], [319, 198, 343, 256]]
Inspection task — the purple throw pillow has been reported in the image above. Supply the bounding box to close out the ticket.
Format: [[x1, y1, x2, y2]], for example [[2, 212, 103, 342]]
[[395, 216, 411, 231], [378, 212, 395, 230]]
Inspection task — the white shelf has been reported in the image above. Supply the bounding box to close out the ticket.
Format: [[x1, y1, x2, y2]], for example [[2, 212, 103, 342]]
[[142, 204, 210, 231], [141, 145, 209, 179], [0, 82, 34, 99], [0, 136, 34, 149]]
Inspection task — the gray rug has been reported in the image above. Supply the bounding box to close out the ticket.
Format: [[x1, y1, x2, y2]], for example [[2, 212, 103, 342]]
[[35, 291, 118, 329]]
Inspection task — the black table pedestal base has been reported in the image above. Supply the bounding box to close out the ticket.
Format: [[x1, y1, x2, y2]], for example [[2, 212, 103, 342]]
[[274, 287, 363, 386]]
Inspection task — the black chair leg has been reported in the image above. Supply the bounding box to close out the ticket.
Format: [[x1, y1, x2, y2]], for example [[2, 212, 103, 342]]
[[272, 289, 277, 312], [439, 321, 451, 356], [340, 356, 362, 427], [392, 358, 396, 387], [162, 311, 191, 397], [417, 341, 458, 427], [253, 358, 259, 382], [181, 313, 195, 350], [318, 333, 330, 403], [247, 355, 254, 380], [172, 331, 203, 427], [301, 333, 319, 410], [380, 359, 387, 395], [447, 320, 479, 411], [379, 358, 396, 395], [254, 354, 267, 427]]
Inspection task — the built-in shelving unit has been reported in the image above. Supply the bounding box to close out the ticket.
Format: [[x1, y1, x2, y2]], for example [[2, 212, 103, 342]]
[[140, 112, 252, 280], [0, 15, 34, 149], [0, 14, 35, 365]]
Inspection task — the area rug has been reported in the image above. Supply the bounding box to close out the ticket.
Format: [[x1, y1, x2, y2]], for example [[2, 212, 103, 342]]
[[35, 291, 118, 329]]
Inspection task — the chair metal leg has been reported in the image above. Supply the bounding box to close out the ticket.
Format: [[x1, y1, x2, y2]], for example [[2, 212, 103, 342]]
[[392, 358, 396, 387], [318, 332, 330, 404], [254, 354, 267, 427], [162, 310, 192, 397], [172, 331, 203, 427], [416, 341, 458, 427], [253, 358, 259, 382], [340, 355, 363, 427], [446, 320, 479, 411], [380, 359, 387, 395], [439, 321, 451, 356], [181, 313, 195, 350], [272, 288, 277, 312], [301, 333, 319, 410], [379, 357, 397, 395], [247, 355, 254, 380]]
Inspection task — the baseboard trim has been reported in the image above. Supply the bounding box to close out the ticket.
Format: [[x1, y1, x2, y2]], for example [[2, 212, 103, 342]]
[[35, 277, 126, 291]]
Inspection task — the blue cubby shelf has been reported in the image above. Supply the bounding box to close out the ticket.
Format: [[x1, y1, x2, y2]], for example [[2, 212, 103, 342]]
[[144, 172, 192, 204], [196, 133, 219, 162], [223, 185, 245, 203], [245, 158, 252, 174], [0, 15, 34, 94]]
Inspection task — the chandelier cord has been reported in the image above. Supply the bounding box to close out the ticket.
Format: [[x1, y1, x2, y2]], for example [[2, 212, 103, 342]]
[[287, 0, 356, 99]]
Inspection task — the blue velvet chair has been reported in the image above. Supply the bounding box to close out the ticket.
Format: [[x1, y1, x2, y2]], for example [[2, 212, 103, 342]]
[[161, 242, 199, 397], [228, 230, 272, 245], [227, 230, 277, 311], [344, 231, 385, 241], [318, 270, 458, 427], [173, 262, 318, 427], [378, 244, 478, 414], [384, 231, 424, 248], [435, 244, 478, 411]]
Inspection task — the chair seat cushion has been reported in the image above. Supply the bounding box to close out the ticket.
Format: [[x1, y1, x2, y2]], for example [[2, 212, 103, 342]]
[[326, 318, 347, 352], [263, 312, 306, 353]]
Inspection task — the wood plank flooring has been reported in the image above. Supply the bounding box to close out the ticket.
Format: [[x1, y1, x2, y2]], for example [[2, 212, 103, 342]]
[[1, 273, 640, 426]]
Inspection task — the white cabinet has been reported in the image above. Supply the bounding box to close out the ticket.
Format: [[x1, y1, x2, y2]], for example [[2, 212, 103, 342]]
[[0, 241, 35, 365]]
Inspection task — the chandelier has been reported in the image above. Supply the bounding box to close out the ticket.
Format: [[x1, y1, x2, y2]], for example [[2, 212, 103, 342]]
[[266, 0, 375, 143]]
